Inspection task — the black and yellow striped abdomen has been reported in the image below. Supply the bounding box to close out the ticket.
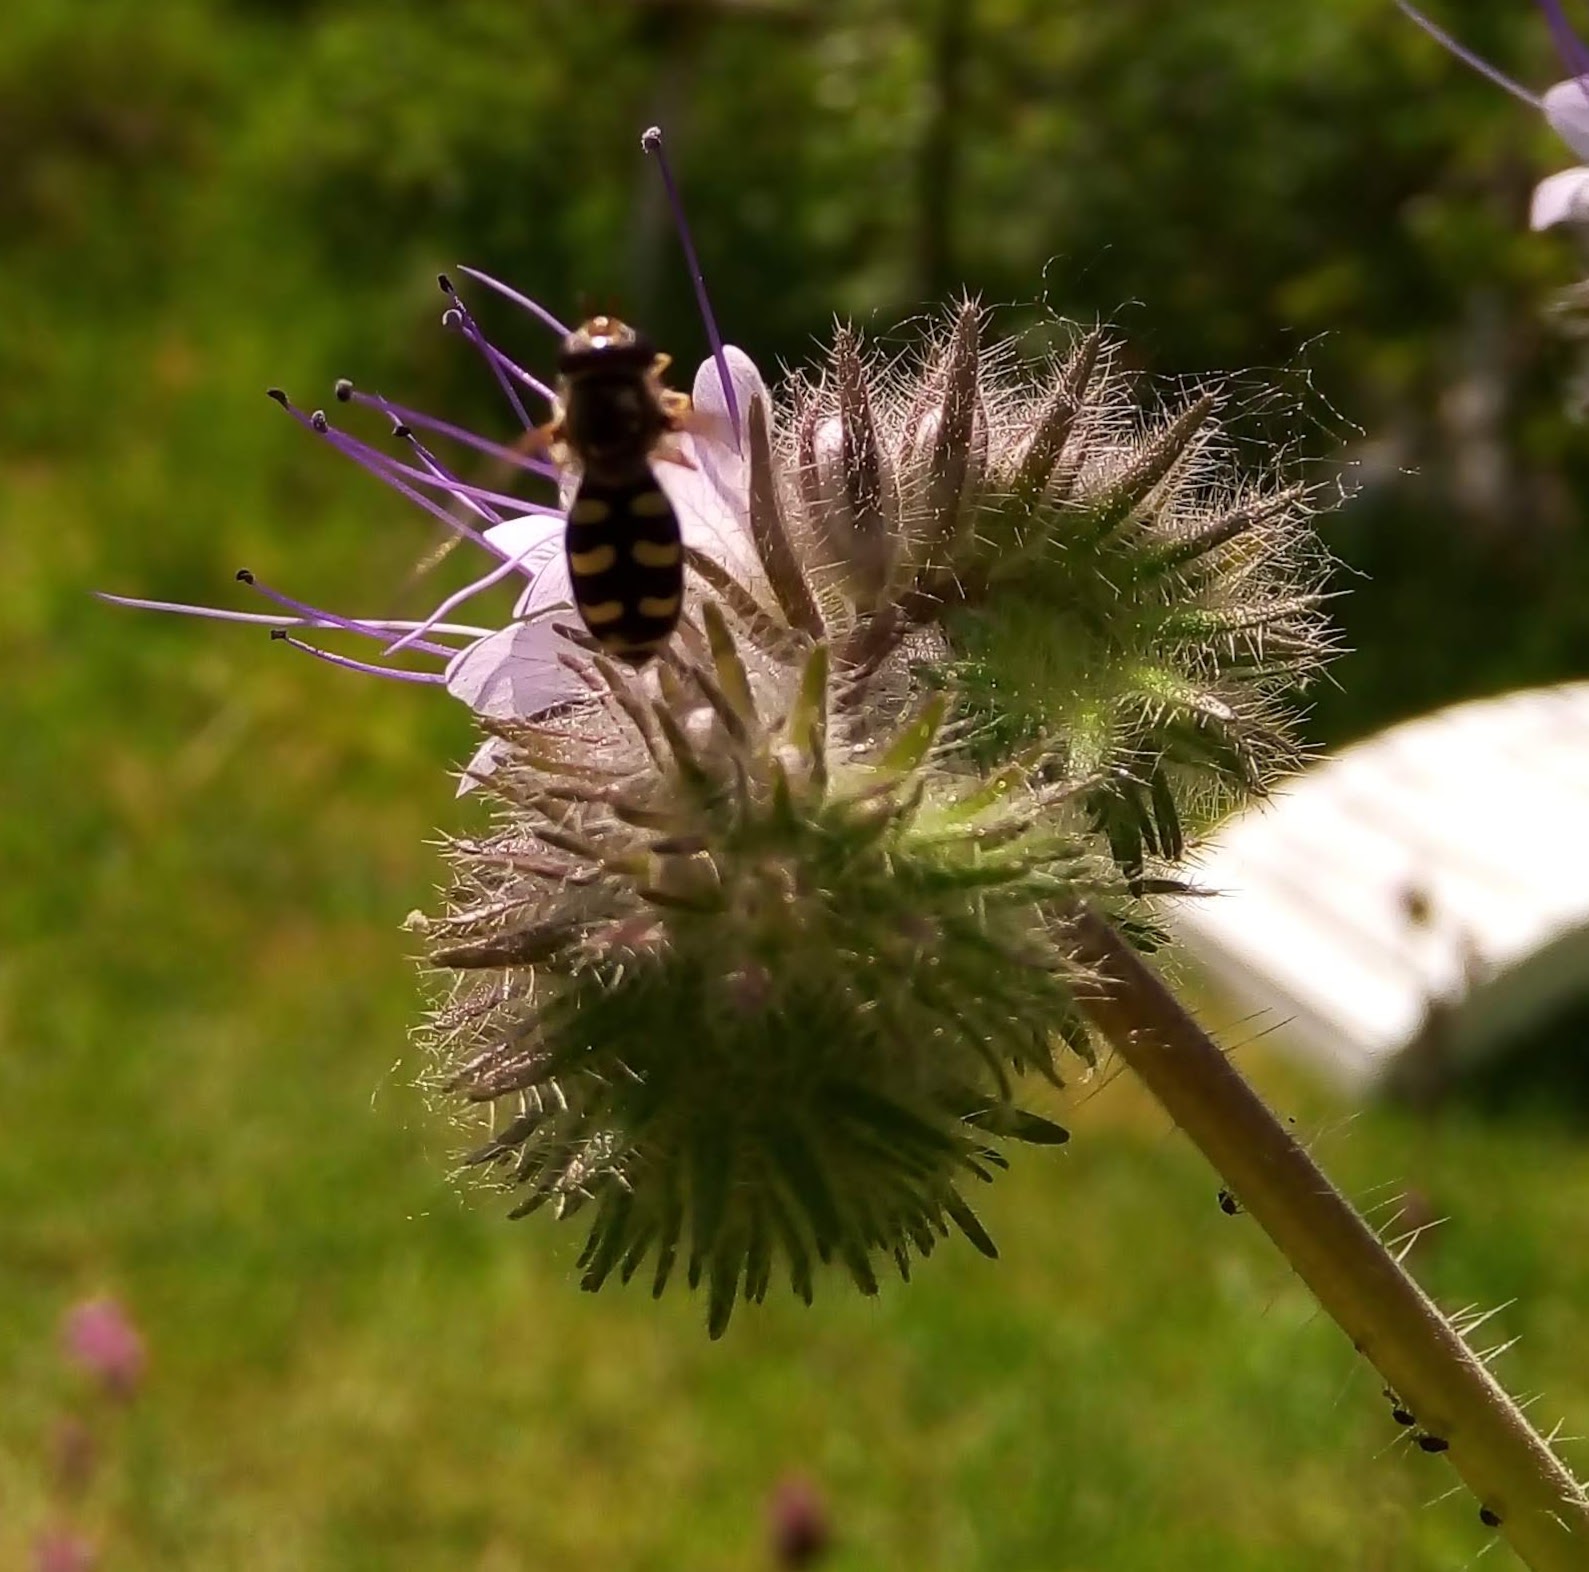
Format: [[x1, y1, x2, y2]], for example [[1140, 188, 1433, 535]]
[[564, 473, 684, 663]]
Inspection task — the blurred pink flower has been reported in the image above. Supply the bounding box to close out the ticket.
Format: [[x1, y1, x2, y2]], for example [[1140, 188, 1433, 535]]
[[32, 1529, 97, 1572], [60, 1297, 146, 1400], [767, 1475, 832, 1568]]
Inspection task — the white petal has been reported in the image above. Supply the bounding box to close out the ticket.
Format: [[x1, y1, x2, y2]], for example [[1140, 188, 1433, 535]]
[[1544, 80, 1589, 161], [480, 512, 573, 620], [483, 511, 562, 563], [455, 735, 505, 796], [1530, 166, 1589, 229], [668, 346, 768, 582], [510, 542, 574, 621], [690, 345, 767, 509], [653, 440, 761, 585], [444, 620, 587, 719], [693, 344, 768, 432]]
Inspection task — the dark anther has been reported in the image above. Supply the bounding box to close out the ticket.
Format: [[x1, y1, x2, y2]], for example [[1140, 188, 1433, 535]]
[[1479, 1506, 1502, 1528], [265, 387, 289, 407], [392, 423, 414, 440], [269, 628, 288, 641], [1217, 1189, 1241, 1216], [310, 410, 329, 433], [334, 378, 354, 402], [437, 273, 455, 295], [1391, 1407, 1415, 1427], [1416, 1435, 1450, 1453], [641, 125, 663, 152], [235, 568, 255, 584]]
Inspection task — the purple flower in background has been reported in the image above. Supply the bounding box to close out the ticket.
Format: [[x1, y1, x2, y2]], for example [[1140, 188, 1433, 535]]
[[767, 1476, 832, 1568], [1396, 0, 1589, 227], [60, 1297, 145, 1400], [32, 1529, 97, 1572]]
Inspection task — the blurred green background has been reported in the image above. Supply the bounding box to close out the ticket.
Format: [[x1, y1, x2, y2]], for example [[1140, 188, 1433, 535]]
[[5, 0, 1589, 1566]]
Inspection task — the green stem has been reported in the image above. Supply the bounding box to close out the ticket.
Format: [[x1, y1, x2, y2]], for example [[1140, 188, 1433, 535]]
[[1066, 907, 1589, 1572]]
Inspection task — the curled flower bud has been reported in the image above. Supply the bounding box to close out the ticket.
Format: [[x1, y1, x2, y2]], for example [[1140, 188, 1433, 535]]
[[796, 326, 899, 610], [776, 311, 1334, 877]]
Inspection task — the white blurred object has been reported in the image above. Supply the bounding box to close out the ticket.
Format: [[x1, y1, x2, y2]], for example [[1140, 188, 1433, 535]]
[[1168, 684, 1589, 1090]]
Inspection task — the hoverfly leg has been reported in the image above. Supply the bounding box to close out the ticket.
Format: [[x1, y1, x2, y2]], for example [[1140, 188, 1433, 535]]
[[651, 433, 698, 471]]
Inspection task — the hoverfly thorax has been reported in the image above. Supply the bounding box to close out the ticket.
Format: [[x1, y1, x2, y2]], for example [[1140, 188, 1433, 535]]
[[555, 316, 672, 484]]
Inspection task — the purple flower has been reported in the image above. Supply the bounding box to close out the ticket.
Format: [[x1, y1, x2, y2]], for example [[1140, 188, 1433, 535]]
[[1397, 1, 1589, 228], [32, 1530, 97, 1572], [60, 1296, 145, 1400], [103, 263, 768, 794], [767, 1476, 832, 1568]]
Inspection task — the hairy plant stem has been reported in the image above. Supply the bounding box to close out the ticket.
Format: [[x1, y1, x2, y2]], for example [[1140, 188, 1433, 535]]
[[1066, 907, 1589, 1572]]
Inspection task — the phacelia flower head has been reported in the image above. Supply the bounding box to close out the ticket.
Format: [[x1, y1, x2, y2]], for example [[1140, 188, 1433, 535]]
[[415, 298, 1331, 1333], [109, 129, 1335, 1335], [1397, 0, 1589, 229]]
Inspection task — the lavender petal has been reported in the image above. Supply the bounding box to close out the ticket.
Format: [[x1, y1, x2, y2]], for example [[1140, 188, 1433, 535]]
[[444, 620, 590, 720]]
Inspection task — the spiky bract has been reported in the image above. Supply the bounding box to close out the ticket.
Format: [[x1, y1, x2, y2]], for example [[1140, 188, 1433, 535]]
[[422, 612, 1107, 1336]]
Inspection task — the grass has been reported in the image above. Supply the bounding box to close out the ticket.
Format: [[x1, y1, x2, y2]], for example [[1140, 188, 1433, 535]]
[[6, 581, 1589, 1571]]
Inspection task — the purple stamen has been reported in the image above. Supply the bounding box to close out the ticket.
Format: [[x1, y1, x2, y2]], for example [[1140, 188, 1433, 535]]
[[1393, 2, 1543, 106], [396, 427, 503, 526], [438, 276, 547, 421], [272, 393, 556, 526], [383, 541, 551, 656], [1539, 0, 1589, 86], [236, 568, 455, 657], [641, 124, 741, 452], [95, 592, 492, 641], [455, 265, 570, 338], [325, 422, 554, 518], [337, 383, 558, 481], [300, 414, 520, 552], [270, 628, 445, 684]]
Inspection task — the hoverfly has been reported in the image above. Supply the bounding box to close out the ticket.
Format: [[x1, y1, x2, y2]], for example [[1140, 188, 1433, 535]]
[[540, 315, 692, 664], [415, 314, 694, 666]]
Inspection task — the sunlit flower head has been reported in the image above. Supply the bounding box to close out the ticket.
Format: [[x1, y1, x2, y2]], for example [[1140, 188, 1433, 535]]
[[772, 302, 1332, 878]]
